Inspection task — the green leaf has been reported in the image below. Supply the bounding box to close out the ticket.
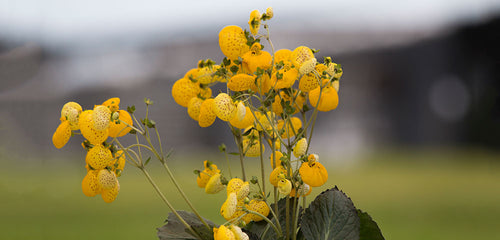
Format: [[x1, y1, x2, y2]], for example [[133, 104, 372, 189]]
[[127, 105, 136, 114], [157, 211, 216, 240], [357, 210, 385, 240], [144, 157, 151, 166], [300, 187, 360, 240]]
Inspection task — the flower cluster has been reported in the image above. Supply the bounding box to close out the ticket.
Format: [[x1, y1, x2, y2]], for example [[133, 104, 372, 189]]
[[172, 7, 342, 238], [52, 98, 133, 202]]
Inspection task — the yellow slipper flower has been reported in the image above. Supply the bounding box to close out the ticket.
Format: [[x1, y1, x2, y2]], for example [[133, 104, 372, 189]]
[[101, 180, 120, 203], [52, 120, 71, 149], [278, 179, 292, 195], [171, 78, 201, 107], [219, 25, 250, 61], [214, 93, 237, 122], [248, 10, 261, 35], [228, 74, 256, 92], [299, 154, 328, 187], [221, 192, 238, 219], [81, 170, 101, 197], [61, 101, 82, 130], [102, 97, 120, 112], [86, 145, 113, 170], [293, 138, 308, 157], [291, 46, 314, 69], [108, 110, 133, 138], [308, 82, 339, 112], [270, 151, 283, 169], [205, 173, 225, 194], [277, 117, 302, 139], [97, 169, 118, 190], [187, 97, 204, 121], [213, 225, 235, 240], [242, 43, 272, 74], [229, 106, 255, 129], [198, 98, 217, 127], [269, 166, 287, 186], [289, 183, 312, 197], [197, 160, 220, 188]]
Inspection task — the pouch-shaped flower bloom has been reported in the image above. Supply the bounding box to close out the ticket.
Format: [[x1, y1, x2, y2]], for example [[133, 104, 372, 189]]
[[112, 150, 126, 175], [52, 120, 71, 149], [299, 57, 317, 75], [101, 181, 120, 203], [228, 74, 256, 92], [219, 25, 250, 61], [187, 97, 204, 121], [205, 172, 225, 194], [236, 102, 246, 122], [198, 99, 217, 127], [299, 154, 328, 187], [229, 225, 249, 240], [250, 73, 272, 94], [92, 105, 111, 131], [108, 110, 133, 138], [291, 46, 314, 69], [61, 101, 82, 130], [269, 166, 287, 186], [102, 97, 120, 112], [97, 169, 118, 190], [270, 151, 283, 169], [82, 170, 101, 197], [308, 82, 339, 112], [242, 43, 272, 74], [246, 199, 270, 222], [172, 78, 201, 107], [274, 49, 292, 65], [227, 178, 249, 200], [248, 10, 261, 35], [277, 117, 302, 139], [278, 179, 292, 195], [293, 138, 308, 157], [79, 110, 109, 145], [197, 160, 221, 188], [299, 64, 328, 93], [214, 93, 237, 121], [221, 192, 238, 219], [86, 145, 114, 170], [242, 138, 264, 157], [270, 67, 299, 89], [213, 225, 235, 240], [229, 106, 254, 129]]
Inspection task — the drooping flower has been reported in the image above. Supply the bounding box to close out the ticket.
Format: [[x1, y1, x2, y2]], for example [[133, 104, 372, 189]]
[[219, 25, 250, 61], [187, 97, 204, 121], [277, 117, 302, 139], [171, 78, 201, 107], [227, 178, 250, 200], [308, 81, 339, 112], [52, 120, 71, 149], [198, 99, 217, 127], [278, 179, 292, 195], [102, 97, 120, 112], [228, 74, 256, 92], [246, 199, 270, 222], [205, 173, 225, 194], [213, 225, 235, 240], [60, 101, 82, 130], [299, 57, 317, 75], [197, 160, 221, 188], [289, 183, 312, 197], [214, 93, 237, 121], [101, 181, 120, 203], [270, 151, 283, 169], [82, 170, 101, 197], [92, 105, 111, 131], [299, 154, 328, 187], [229, 106, 255, 129], [108, 110, 133, 138], [248, 10, 261, 35], [269, 166, 287, 186], [79, 110, 109, 145], [86, 145, 114, 170], [221, 192, 238, 219], [97, 169, 118, 190], [291, 46, 314, 69], [242, 43, 272, 74], [293, 138, 308, 157]]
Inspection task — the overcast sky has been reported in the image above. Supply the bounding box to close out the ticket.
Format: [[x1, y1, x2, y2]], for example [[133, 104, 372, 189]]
[[1, 0, 499, 46]]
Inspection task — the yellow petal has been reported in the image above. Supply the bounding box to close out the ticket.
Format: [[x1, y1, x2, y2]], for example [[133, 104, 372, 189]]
[[52, 120, 71, 149]]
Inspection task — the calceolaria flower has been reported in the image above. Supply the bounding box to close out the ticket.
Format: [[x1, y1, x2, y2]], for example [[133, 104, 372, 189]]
[[197, 160, 221, 188], [205, 172, 225, 194], [299, 154, 328, 187], [278, 178, 292, 195], [248, 10, 261, 35], [293, 138, 308, 157], [219, 25, 250, 61]]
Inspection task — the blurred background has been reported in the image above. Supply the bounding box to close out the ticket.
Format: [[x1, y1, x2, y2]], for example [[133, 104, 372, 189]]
[[1, 0, 499, 239]]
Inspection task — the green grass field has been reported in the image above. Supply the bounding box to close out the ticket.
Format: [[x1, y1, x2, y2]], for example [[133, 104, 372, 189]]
[[1, 149, 499, 240]]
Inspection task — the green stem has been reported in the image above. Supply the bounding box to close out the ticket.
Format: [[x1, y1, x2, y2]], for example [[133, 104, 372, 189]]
[[245, 209, 282, 237], [259, 131, 266, 196], [139, 167, 203, 240], [231, 126, 246, 181]]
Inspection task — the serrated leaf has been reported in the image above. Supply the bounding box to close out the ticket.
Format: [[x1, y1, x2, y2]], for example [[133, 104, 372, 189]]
[[357, 210, 385, 240], [300, 187, 360, 240], [157, 211, 216, 240]]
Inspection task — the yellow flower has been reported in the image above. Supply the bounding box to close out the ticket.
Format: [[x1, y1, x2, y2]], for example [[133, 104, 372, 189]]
[[299, 63, 327, 92], [61, 101, 82, 130], [221, 192, 238, 219], [198, 99, 217, 127], [242, 43, 272, 74], [108, 110, 133, 138], [265, 7, 274, 19], [229, 106, 255, 129], [205, 173, 225, 194], [333, 80, 340, 92], [278, 179, 292, 195], [270, 67, 299, 89], [86, 145, 114, 170], [227, 178, 250, 200], [102, 97, 120, 112], [171, 78, 201, 107], [97, 169, 118, 190], [229, 225, 249, 240], [242, 138, 264, 157], [273, 49, 292, 65], [184, 68, 199, 80], [270, 151, 283, 169], [79, 110, 109, 145], [197, 160, 221, 188], [236, 101, 246, 122], [269, 166, 287, 186], [299, 57, 317, 75], [213, 225, 235, 240], [92, 105, 111, 131], [308, 82, 339, 112], [250, 73, 272, 94], [254, 111, 275, 131], [196, 65, 223, 84], [101, 181, 120, 203], [291, 46, 314, 69], [228, 74, 256, 92], [271, 90, 306, 115], [52, 120, 71, 149], [277, 117, 302, 139], [293, 138, 308, 157], [299, 154, 328, 187], [246, 199, 270, 222], [82, 170, 101, 197], [248, 10, 261, 35], [214, 93, 237, 122], [187, 97, 204, 121], [219, 25, 250, 61], [112, 150, 126, 176], [326, 62, 343, 79]]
